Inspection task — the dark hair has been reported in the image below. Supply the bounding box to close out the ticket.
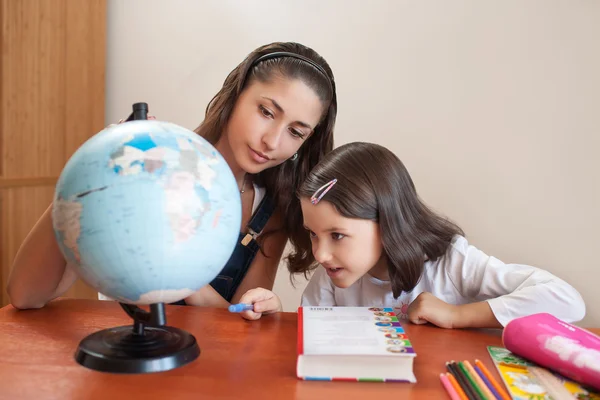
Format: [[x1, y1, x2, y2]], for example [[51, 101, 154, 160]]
[[195, 42, 336, 255], [291, 142, 464, 298]]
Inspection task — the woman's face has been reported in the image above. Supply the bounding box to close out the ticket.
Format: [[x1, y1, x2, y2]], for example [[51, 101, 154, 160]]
[[222, 77, 324, 174]]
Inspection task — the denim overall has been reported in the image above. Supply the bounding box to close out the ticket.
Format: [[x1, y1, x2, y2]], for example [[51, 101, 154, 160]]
[[172, 195, 275, 305]]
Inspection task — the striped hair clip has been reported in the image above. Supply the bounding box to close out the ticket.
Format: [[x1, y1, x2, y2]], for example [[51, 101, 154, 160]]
[[310, 179, 337, 205]]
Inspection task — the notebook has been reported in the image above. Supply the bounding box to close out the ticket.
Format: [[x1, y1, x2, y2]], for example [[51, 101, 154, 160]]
[[487, 346, 600, 399], [296, 306, 417, 382]]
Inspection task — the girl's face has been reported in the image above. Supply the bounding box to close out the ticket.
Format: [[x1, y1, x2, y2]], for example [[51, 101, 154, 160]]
[[300, 198, 388, 288], [221, 77, 324, 174]]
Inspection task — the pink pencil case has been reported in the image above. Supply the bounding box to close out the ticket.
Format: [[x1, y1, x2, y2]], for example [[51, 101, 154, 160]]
[[503, 313, 600, 390]]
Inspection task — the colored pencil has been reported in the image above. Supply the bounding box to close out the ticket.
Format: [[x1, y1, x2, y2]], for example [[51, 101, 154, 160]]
[[446, 372, 469, 400], [464, 360, 495, 399], [441, 373, 463, 400], [447, 361, 478, 400], [458, 361, 487, 399], [474, 359, 512, 400], [474, 364, 502, 400]]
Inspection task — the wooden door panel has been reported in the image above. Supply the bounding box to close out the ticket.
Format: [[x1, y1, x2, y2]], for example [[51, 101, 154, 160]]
[[1, 0, 67, 178], [0, 0, 106, 306], [64, 0, 106, 156]]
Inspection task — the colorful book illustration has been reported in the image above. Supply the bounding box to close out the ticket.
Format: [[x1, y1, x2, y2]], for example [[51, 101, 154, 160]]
[[296, 306, 416, 382], [487, 346, 600, 399]]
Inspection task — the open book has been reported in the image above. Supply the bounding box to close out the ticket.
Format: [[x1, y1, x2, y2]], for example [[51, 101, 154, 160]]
[[296, 306, 417, 382]]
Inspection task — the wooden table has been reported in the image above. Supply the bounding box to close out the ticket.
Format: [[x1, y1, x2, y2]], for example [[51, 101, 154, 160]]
[[1, 299, 597, 399]]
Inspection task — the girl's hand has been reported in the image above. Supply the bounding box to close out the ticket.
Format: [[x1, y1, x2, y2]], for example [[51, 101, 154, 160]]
[[407, 292, 502, 329], [406, 292, 460, 329], [237, 287, 283, 321]]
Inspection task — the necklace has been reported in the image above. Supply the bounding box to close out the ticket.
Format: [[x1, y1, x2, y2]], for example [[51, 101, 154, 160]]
[[240, 174, 247, 193]]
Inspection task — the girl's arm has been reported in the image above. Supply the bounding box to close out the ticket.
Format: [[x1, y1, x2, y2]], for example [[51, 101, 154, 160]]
[[446, 237, 586, 327], [7, 204, 76, 309]]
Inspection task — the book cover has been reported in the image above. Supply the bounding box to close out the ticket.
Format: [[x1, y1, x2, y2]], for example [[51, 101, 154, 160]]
[[297, 306, 417, 382], [487, 346, 600, 399]]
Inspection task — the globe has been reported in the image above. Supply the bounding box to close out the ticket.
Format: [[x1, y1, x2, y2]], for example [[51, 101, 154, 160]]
[[52, 120, 242, 305]]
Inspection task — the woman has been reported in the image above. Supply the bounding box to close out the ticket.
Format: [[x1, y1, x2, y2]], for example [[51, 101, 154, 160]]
[[7, 42, 337, 309]]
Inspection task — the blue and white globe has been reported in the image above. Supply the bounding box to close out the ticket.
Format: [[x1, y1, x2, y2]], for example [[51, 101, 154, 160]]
[[52, 120, 241, 305]]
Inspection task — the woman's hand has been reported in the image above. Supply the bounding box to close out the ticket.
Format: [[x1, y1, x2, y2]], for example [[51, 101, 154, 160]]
[[236, 287, 283, 321]]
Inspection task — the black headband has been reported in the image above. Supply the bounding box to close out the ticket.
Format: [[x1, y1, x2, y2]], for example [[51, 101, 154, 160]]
[[250, 51, 334, 94]]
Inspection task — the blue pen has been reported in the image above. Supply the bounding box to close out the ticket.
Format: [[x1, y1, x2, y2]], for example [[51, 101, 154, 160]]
[[228, 303, 254, 313]]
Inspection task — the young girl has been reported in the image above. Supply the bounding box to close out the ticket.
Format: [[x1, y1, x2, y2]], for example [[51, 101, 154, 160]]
[[238, 142, 586, 328], [7, 42, 337, 310]]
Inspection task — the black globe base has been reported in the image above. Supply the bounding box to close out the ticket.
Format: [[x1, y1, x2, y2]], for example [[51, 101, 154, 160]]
[[74, 301, 200, 373], [75, 324, 200, 373]]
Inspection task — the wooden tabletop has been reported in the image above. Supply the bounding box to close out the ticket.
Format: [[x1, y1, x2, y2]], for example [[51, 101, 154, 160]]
[[1, 299, 597, 400]]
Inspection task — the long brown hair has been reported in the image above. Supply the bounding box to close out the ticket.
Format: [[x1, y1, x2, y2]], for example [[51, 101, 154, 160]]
[[291, 142, 464, 298], [195, 42, 337, 256]]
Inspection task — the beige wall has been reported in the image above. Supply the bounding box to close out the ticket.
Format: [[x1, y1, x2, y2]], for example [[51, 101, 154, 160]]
[[106, 0, 600, 326]]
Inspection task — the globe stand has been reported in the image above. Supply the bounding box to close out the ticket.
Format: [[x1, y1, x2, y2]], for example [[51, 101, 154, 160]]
[[70, 103, 200, 373], [74, 302, 200, 373]]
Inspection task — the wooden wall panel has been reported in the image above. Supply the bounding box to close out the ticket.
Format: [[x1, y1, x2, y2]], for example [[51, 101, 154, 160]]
[[65, 0, 106, 156], [1, 1, 67, 178], [1, 0, 106, 307]]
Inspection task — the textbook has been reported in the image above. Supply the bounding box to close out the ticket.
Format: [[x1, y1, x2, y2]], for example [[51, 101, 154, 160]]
[[296, 306, 417, 382]]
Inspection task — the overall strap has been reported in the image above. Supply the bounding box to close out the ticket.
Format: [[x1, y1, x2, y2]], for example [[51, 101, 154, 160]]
[[241, 195, 275, 247]]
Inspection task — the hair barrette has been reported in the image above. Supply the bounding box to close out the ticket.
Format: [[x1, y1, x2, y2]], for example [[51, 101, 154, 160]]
[[310, 178, 337, 205]]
